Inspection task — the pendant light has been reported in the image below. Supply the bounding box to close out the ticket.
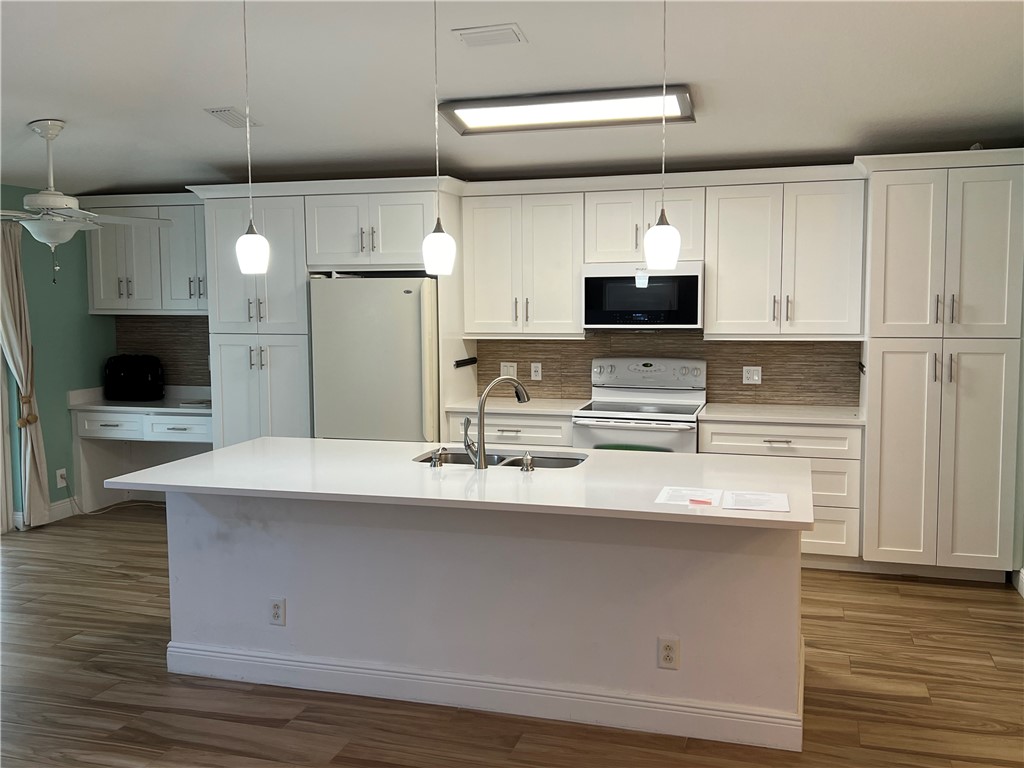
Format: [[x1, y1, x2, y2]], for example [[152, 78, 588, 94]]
[[643, 0, 681, 270], [422, 0, 457, 276], [235, 0, 269, 275]]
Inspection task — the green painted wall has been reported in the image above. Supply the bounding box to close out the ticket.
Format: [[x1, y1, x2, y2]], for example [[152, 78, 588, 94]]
[[2, 185, 116, 504]]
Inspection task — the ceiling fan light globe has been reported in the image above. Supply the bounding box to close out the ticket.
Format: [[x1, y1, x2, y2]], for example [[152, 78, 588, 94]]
[[236, 231, 270, 274], [20, 217, 81, 250], [422, 225, 456, 276], [643, 221, 681, 270]]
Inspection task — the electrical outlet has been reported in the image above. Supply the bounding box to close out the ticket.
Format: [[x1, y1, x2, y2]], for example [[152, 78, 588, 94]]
[[269, 598, 286, 626], [55, 468, 67, 489], [742, 366, 762, 385], [500, 362, 518, 378], [657, 635, 681, 670], [531, 362, 542, 380]]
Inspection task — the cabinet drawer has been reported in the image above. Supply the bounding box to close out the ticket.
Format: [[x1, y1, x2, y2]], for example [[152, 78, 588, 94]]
[[809, 458, 861, 509], [699, 422, 862, 460], [143, 414, 213, 443], [77, 412, 144, 440], [802, 506, 860, 557], [448, 413, 573, 446]]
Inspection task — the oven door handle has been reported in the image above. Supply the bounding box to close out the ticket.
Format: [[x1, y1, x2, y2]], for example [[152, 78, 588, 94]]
[[572, 418, 695, 431]]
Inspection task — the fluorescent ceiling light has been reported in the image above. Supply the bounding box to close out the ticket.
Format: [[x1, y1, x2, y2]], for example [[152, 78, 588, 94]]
[[439, 85, 694, 135]]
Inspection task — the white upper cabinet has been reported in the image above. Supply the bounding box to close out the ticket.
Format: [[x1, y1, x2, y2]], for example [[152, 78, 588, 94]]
[[88, 207, 162, 312], [943, 166, 1023, 339], [705, 181, 865, 337], [159, 206, 207, 311], [206, 196, 307, 335], [643, 187, 705, 262], [464, 193, 583, 337], [584, 190, 645, 263], [304, 192, 433, 268], [868, 166, 1022, 339], [704, 185, 784, 335]]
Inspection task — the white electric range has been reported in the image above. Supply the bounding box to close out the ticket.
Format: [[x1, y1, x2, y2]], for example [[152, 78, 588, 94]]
[[571, 357, 706, 453]]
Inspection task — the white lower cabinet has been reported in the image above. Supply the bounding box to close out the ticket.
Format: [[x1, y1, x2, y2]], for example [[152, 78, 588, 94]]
[[699, 420, 863, 556], [210, 334, 311, 448], [863, 338, 1019, 569], [447, 411, 573, 447]]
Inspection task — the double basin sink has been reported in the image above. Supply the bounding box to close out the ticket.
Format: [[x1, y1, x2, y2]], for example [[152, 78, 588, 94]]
[[413, 447, 587, 469]]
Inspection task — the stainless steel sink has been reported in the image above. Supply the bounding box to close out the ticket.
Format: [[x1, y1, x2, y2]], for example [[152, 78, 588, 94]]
[[414, 447, 586, 469]]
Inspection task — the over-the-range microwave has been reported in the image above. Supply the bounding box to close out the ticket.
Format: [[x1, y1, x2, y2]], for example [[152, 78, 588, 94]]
[[582, 262, 703, 329]]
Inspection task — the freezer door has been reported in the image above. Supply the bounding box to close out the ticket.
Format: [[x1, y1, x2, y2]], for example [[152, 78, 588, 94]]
[[311, 277, 439, 441]]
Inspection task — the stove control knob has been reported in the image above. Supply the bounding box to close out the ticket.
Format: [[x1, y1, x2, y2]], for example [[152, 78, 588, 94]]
[[595, 365, 605, 376], [608, 364, 616, 374], [679, 366, 689, 376], [692, 367, 702, 376]]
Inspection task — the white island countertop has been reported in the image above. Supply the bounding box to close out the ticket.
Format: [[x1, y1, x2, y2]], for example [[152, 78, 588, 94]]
[[107, 437, 813, 530]]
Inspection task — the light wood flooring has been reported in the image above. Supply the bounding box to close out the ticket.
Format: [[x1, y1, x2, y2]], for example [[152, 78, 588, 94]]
[[2, 506, 1022, 767]]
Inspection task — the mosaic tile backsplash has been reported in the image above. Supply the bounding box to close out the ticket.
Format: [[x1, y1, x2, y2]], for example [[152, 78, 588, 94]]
[[476, 332, 862, 405], [115, 316, 211, 386]]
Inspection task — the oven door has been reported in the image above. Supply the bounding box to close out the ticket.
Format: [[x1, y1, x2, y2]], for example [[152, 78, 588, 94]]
[[571, 418, 697, 453]]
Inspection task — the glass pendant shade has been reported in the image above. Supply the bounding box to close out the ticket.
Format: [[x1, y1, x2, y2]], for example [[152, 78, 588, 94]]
[[236, 219, 270, 274], [643, 208, 681, 270], [422, 217, 456, 276], [21, 218, 82, 251]]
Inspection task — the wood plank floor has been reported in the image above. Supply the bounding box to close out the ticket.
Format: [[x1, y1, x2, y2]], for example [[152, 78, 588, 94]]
[[2, 506, 1022, 767]]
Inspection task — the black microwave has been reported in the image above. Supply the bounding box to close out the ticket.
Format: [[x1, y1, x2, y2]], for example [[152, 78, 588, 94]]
[[583, 263, 703, 329]]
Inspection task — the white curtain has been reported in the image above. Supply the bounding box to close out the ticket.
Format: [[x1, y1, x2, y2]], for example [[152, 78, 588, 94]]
[[0, 222, 49, 529]]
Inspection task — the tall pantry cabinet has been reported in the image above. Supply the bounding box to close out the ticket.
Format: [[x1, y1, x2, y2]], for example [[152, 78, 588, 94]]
[[205, 197, 311, 448], [863, 165, 1023, 570]]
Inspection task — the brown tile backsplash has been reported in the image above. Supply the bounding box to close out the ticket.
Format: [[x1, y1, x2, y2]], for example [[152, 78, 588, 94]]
[[115, 316, 210, 386], [476, 332, 862, 405]]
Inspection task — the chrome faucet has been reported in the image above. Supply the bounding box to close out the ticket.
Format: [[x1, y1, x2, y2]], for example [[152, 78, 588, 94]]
[[463, 375, 531, 469]]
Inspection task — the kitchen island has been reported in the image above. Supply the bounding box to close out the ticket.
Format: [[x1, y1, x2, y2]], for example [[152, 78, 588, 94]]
[[107, 437, 813, 751]]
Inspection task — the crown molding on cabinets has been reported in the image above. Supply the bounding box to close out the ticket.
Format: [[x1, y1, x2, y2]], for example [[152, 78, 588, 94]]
[[855, 148, 1024, 174], [188, 176, 468, 200]]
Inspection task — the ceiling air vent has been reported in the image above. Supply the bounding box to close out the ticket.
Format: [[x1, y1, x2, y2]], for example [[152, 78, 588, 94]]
[[204, 107, 262, 129], [452, 23, 527, 48]]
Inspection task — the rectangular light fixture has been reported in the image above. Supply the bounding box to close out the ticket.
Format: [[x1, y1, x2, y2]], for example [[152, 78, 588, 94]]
[[439, 85, 694, 135]]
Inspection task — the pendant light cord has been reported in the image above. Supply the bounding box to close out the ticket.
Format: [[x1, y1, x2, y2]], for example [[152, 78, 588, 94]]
[[242, 0, 254, 224], [433, 0, 441, 221], [660, 0, 667, 205]]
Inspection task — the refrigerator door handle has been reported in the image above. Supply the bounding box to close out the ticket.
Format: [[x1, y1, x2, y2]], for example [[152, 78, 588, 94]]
[[420, 279, 439, 442]]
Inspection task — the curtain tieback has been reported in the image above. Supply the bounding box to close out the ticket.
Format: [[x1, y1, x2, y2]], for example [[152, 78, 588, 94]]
[[17, 394, 37, 428]]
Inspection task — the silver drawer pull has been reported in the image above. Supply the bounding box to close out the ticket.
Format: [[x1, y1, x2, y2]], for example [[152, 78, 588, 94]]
[[496, 428, 522, 434], [165, 426, 189, 431], [99, 423, 121, 428], [763, 439, 793, 445]]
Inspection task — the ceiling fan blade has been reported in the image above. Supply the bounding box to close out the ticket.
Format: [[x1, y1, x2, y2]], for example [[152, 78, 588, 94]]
[[0, 209, 38, 221], [52, 207, 97, 220], [77, 222, 102, 231], [89, 213, 172, 228]]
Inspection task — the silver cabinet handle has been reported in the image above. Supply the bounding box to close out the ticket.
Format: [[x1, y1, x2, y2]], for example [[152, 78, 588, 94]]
[[188, 276, 195, 299], [248, 346, 255, 369], [359, 227, 366, 253], [525, 298, 530, 323], [197, 276, 204, 298], [514, 297, 519, 322], [166, 426, 189, 432], [247, 298, 254, 322], [126, 278, 133, 298], [99, 423, 121, 428], [772, 295, 778, 322], [117, 278, 124, 298], [370, 226, 377, 252], [496, 428, 522, 434], [934, 352, 939, 382], [949, 293, 956, 324], [785, 295, 791, 322], [259, 346, 267, 370], [634, 223, 639, 250], [257, 298, 265, 322], [763, 439, 793, 445], [934, 294, 940, 324], [948, 353, 954, 383]]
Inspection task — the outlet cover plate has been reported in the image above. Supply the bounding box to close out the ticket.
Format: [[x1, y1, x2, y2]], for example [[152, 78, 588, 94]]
[[531, 362, 542, 380], [500, 362, 518, 378], [742, 366, 762, 385]]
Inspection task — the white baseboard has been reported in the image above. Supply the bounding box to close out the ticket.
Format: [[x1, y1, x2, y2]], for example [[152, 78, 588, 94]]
[[802, 554, 1006, 583], [31, 497, 77, 527], [167, 642, 804, 751], [1013, 569, 1024, 599]]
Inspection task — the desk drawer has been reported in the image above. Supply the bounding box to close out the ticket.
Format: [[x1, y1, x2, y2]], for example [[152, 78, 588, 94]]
[[143, 414, 213, 443], [448, 413, 572, 446], [699, 422, 861, 460], [77, 412, 144, 440]]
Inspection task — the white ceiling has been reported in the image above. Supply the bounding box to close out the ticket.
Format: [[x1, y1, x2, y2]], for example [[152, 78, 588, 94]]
[[2, 1, 1022, 196]]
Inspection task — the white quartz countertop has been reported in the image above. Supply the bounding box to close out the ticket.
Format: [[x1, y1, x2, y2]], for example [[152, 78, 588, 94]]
[[106, 437, 813, 530], [446, 397, 589, 416], [69, 397, 212, 416], [699, 403, 865, 426]]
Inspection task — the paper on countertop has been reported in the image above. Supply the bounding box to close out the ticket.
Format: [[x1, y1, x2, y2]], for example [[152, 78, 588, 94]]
[[722, 491, 790, 512], [655, 487, 724, 507]]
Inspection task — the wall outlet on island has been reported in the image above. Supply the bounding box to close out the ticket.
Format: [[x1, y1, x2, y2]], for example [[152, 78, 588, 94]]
[[55, 468, 68, 489], [657, 636, 681, 670], [531, 363, 542, 380], [742, 366, 762, 385], [269, 598, 286, 626], [500, 362, 518, 378]]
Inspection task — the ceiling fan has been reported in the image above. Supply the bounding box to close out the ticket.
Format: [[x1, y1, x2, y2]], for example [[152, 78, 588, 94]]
[[1, 119, 169, 279]]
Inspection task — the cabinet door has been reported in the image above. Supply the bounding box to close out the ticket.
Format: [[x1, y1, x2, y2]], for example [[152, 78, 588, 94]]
[[369, 192, 433, 265], [522, 193, 583, 335], [195, 209, 208, 311], [867, 170, 947, 337], [862, 338, 943, 565], [159, 206, 201, 311], [944, 166, 1023, 339], [205, 199, 258, 333], [781, 181, 864, 335], [463, 196, 523, 334], [704, 184, 783, 335], [937, 339, 1019, 569], [87, 212, 126, 310], [120, 207, 162, 310], [304, 194, 369, 268], [643, 187, 705, 261], [255, 197, 308, 335], [584, 190, 644, 263], [258, 335, 311, 438], [209, 334, 261, 448]]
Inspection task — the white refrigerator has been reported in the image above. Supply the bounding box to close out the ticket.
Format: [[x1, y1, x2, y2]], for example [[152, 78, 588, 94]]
[[310, 276, 439, 441]]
